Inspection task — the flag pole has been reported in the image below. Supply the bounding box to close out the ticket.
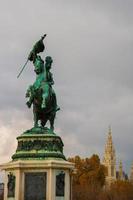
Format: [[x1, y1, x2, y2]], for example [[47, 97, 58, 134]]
[[17, 59, 28, 78]]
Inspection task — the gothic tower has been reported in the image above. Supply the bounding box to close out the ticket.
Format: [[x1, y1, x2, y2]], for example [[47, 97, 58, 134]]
[[103, 126, 116, 186]]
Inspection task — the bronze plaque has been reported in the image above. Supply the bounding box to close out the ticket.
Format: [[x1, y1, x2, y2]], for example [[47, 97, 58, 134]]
[[24, 172, 46, 200]]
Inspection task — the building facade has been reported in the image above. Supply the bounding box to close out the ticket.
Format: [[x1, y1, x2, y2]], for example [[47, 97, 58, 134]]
[[102, 127, 128, 186]]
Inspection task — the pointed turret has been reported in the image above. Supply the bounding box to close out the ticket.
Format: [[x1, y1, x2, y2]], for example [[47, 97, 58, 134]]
[[103, 126, 116, 186], [118, 160, 124, 180]]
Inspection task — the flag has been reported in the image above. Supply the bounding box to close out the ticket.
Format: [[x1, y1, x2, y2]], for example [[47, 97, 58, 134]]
[[28, 34, 46, 61]]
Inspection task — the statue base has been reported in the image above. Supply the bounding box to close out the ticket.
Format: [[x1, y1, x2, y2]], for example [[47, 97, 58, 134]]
[[0, 127, 74, 200], [12, 127, 66, 161]]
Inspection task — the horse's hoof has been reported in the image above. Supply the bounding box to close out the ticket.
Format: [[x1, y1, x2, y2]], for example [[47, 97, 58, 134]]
[[26, 102, 31, 108], [50, 127, 54, 131]]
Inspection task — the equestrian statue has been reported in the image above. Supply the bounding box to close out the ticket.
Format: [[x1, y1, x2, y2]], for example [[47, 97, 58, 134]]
[[18, 35, 60, 130]]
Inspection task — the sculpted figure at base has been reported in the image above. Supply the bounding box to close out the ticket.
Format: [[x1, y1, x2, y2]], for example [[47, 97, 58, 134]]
[[7, 173, 15, 197], [25, 35, 60, 130]]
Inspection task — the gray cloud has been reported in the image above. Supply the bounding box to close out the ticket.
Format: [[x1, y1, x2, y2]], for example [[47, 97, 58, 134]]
[[0, 0, 133, 178]]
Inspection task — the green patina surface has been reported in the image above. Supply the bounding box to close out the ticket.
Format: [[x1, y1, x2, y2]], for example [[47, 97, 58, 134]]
[[12, 127, 66, 161], [25, 35, 60, 130], [22, 126, 56, 135]]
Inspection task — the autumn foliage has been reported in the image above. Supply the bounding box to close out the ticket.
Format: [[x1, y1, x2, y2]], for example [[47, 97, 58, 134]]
[[68, 154, 106, 200], [68, 155, 133, 200], [69, 154, 106, 186]]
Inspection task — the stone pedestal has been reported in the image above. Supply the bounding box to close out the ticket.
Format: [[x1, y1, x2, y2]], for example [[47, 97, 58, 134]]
[[0, 127, 74, 200], [1, 160, 73, 200]]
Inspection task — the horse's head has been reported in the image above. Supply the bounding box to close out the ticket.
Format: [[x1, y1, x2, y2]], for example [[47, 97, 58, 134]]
[[34, 55, 44, 74]]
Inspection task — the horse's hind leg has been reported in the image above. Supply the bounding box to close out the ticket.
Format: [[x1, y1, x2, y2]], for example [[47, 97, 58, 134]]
[[50, 113, 55, 131], [34, 115, 38, 127], [34, 116, 38, 127], [33, 106, 38, 127]]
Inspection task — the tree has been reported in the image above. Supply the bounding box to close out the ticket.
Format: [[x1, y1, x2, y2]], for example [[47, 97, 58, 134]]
[[96, 180, 133, 200], [110, 180, 133, 200], [68, 155, 133, 200], [68, 154, 106, 200]]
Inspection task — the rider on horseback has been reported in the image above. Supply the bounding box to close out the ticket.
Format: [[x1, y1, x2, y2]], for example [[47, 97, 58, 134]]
[[26, 55, 59, 112], [25, 35, 60, 129]]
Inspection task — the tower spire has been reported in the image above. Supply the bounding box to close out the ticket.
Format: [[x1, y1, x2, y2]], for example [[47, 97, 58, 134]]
[[108, 125, 112, 135], [103, 126, 116, 186]]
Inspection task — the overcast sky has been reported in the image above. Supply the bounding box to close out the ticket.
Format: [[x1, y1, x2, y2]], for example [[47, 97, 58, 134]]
[[0, 0, 133, 177]]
